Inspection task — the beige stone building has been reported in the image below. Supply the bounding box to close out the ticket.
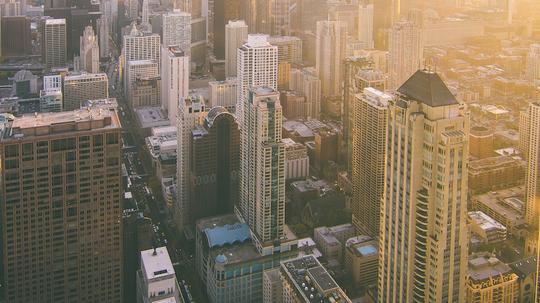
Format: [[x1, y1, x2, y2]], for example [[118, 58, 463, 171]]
[[1, 106, 123, 303]]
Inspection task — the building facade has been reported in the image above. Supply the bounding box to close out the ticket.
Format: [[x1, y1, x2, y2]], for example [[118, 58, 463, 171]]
[[190, 107, 240, 222], [63, 73, 109, 110], [1, 106, 123, 303], [43, 18, 67, 69], [351, 87, 390, 237], [225, 20, 248, 78], [315, 20, 347, 97], [161, 46, 189, 124], [378, 70, 469, 303], [387, 20, 423, 89]]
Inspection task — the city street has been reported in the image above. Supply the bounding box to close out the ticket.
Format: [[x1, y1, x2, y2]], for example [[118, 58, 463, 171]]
[[110, 64, 206, 302]]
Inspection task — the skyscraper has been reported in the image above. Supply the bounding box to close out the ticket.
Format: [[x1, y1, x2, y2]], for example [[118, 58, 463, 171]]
[[190, 107, 240, 222], [136, 247, 182, 303], [526, 44, 540, 84], [238, 87, 285, 254], [79, 26, 100, 73], [358, 3, 374, 49], [161, 46, 189, 124], [225, 20, 248, 78], [351, 87, 390, 237], [42, 18, 67, 69], [1, 106, 123, 303], [524, 102, 540, 257], [1, 16, 32, 58], [378, 70, 469, 303], [213, 0, 241, 59], [388, 20, 423, 89], [122, 25, 161, 65], [315, 20, 347, 97], [176, 95, 205, 233], [236, 34, 278, 119], [162, 10, 191, 54]]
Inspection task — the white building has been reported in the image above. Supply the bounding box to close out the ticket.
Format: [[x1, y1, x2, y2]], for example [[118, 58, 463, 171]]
[[209, 78, 237, 111], [388, 20, 424, 89], [161, 45, 189, 125], [136, 247, 182, 303], [316, 20, 347, 97], [122, 25, 161, 68], [238, 87, 285, 254], [79, 26, 100, 73], [225, 20, 248, 78], [357, 3, 374, 49], [162, 10, 191, 55], [176, 95, 205, 233], [43, 74, 62, 91], [236, 34, 278, 123]]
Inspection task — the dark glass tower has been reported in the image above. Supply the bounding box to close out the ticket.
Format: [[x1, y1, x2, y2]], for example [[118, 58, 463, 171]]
[[190, 107, 240, 222]]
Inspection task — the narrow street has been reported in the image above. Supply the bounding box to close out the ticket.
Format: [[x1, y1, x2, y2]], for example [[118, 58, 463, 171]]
[[109, 63, 207, 302]]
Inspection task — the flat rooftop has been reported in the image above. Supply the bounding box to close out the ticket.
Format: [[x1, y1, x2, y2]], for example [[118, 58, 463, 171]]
[[135, 107, 169, 129], [281, 255, 351, 303], [468, 211, 506, 232], [141, 247, 175, 281], [3, 106, 120, 141], [468, 255, 513, 283]]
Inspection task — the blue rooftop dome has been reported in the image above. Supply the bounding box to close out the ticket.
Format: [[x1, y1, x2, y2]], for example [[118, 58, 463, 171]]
[[215, 254, 228, 264]]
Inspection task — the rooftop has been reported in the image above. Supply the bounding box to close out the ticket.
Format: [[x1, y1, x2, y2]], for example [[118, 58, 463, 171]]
[[141, 247, 175, 280], [204, 222, 251, 248], [45, 18, 65, 25], [468, 255, 513, 283], [397, 69, 458, 107], [468, 211, 506, 232], [3, 106, 120, 141], [281, 255, 351, 303]]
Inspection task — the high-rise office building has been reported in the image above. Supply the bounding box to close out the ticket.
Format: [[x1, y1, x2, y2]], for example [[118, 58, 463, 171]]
[[358, 3, 374, 49], [238, 87, 285, 254], [63, 73, 109, 110], [161, 46, 189, 124], [373, 0, 399, 49], [268, 35, 302, 64], [213, 0, 241, 59], [225, 20, 248, 78], [42, 18, 67, 69], [388, 20, 423, 89], [122, 25, 161, 66], [524, 102, 540, 256], [79, 26, 100, 73], [1, 106, 123, 303], [136, 247, 182, 303], [378, 70, 469, 303], [315, 20, 347, 97], [289, 67, 321, 119], [271, 0, 291, 36], [176, 95, 205, 233], [190, 107, 240, 222], [97, 17, 110, 59], [124, 60, 159, 108], [162, 10, 191, 54], [1, 16, 31, 58], [526, 44, 540, 84], [351, 87, 390, 237], [236, 34, 278, 120]]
